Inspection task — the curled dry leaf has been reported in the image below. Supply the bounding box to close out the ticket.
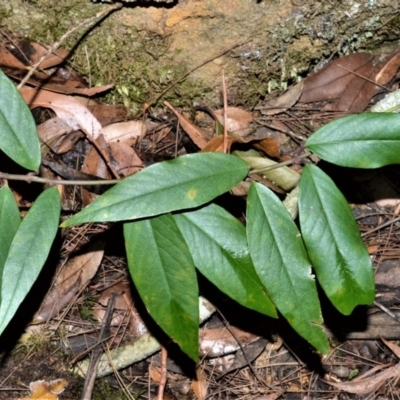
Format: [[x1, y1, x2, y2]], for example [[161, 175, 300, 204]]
[[95, 281, 147, 336], [37, 117, 76, 156], [34, 240, 105, 322], [103, 120, 146, 146], [164, 101, 211, 149], [0, 42, 27, 69], [13, 39, 68, 69], [214, 107, 253, 136], [20, 379, 68, 400], [257, 81, 304, 115], [192, 367, 208, 400], [375, 49, 400, 85], [20, 87, 103, 139], [327, 363, 400, 395]]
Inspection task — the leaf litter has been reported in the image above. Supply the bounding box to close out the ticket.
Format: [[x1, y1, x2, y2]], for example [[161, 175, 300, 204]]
[[2, 24, 400, 400]]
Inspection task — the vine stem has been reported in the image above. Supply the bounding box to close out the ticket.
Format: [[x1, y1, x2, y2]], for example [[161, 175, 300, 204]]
[[0, 152, 312, 186], [0, 172, 119, 186], [249, 151, 312, 175]]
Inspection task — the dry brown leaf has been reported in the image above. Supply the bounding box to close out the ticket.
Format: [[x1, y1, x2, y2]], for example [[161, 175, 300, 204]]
[[381, 337, 400, 359], [253, 138, 281, 159], [375, 49, 400, 85], [109, 142, 144, 176], [192, 367, 208, 400], [201, 135, 236, 153], [56, 131, 85, 154], [258, 81, 303, 115], [20, 379, 68, 400], [37, 118, 74, 144], [0, 42, 27, 69], [149, 364, 163, 383], [332, 58, 376, 112], [80, 144, 112, 206], [199, 326, 260, 357], [18, 40, 69, 69], [20, 87, 103, 139], [87, 103, 127, 126], [327, 363, 400, 394], [214, 107, 253, 136], [35, 240, 105, 322], [299, 53, 374, 103], [103, 120, 146, 146], [164, 101, 211, 149]]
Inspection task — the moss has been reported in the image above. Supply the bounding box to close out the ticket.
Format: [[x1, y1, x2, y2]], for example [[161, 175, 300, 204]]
[[2, 0, 399, 111]]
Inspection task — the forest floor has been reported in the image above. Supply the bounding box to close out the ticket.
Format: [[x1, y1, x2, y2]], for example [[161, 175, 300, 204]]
[[1, 11, 400, 400]]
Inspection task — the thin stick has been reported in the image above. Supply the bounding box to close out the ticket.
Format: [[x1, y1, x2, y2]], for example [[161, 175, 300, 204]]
[[17, 3, 123, 90], [221, 67, 228, 153]]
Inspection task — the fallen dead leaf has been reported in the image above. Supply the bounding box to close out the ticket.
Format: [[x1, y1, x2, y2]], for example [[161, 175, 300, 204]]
[[192, 366, 208, 400], [20, 87, 103, 139], [375, 49, 400, 85], [35, 240, 105, 322], [164, 101, 211, 149], [214, 107, 253, 136], [299, 53, 374, 103], [20, 379, 68, 400], [258, 81, 303, 115], [326, 363, 400, 394], [103, 120, 146, 146]]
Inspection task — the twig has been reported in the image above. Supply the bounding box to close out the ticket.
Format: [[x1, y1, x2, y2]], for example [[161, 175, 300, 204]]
[[221, 67, 228, 153], [374, 300, 400, 324], [17, 3, 123, 90], [81, 293, 116, 400], [216, 310, 271, 388]]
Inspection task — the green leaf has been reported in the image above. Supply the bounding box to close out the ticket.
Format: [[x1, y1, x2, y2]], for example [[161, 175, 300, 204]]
[[0, 187, 60, 335], [173, 204, 277, 317], [62, 153, 249, 227], [0, 186, 21, 274], [247, 182, 329, 353], [124, 214, 199, 360], [0, 69, 40, 171], [306, 113, 400, 168], [299, 164, 375, 315]]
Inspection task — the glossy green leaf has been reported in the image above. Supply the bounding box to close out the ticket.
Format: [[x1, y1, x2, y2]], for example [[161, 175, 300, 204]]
[[124, 214, 199, 360], [0, 187, 60, 335], [306, 113, 400, 168], [0, 186, 21, 277], [247, 182, 329, 353], [0, 69, 40, 171], [62, 153, 249, 227], [299, 164, 375, 315], [174, 204, 277, 317]]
